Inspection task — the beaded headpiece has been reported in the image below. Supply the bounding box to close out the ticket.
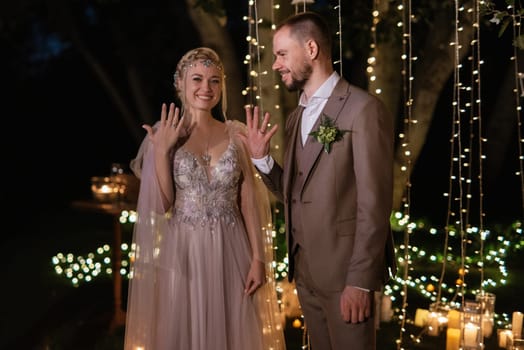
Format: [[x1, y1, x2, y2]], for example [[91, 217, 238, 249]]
[[173, 52, 223, 90]]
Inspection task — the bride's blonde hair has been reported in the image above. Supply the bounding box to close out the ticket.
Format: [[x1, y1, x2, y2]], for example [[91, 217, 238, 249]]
[[173, 47, 227, 121]]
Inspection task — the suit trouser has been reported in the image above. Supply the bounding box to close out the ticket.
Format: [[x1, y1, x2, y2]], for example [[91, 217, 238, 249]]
[[294, 248, 376, 350]]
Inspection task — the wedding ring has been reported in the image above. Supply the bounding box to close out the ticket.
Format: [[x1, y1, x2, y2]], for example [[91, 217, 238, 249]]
[[258, 129, 265, 134], [172, 123, 177, 128]]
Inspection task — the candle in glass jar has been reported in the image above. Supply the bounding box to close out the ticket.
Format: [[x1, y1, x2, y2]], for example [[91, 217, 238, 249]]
[[514, 311, 523, 338], [481, 315, 493, 338], [498, 329, 513, 348], [91, 176, 119, 202], [427, 312, 440, 336], [380, 294, 393, 322], [463, 322, 479, 347]]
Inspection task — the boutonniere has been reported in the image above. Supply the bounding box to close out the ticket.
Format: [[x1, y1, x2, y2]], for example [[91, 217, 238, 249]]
[[308, 114, 349, 153]]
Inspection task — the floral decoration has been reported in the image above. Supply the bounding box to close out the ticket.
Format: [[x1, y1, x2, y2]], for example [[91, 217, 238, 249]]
[[309, 114, 349, 153]]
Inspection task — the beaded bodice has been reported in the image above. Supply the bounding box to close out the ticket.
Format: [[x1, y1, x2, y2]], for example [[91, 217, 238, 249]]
[[172, 141, 241, 225]]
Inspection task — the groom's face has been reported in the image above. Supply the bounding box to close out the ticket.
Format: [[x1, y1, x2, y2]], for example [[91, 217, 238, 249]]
[[272, 26, 312, 92]]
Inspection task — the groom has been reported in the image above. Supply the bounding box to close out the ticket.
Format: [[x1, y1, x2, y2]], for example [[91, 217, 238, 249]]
[[243, 11, 397, 350]]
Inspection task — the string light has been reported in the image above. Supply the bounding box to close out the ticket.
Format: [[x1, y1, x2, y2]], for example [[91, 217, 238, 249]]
[[470, 0, 486, 295], [51, 210, 136, 287], [334, 0, 343, 76], [387, 213, 522, 344], [396, 0, 414, 347], [510, 3, 524, 218]]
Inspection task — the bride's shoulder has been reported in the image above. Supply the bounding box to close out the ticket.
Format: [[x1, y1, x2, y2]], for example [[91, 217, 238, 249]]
[[225, 119, 247, 135]]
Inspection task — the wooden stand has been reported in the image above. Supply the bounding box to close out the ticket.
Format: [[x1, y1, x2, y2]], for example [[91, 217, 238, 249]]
[[71, 200, 136, 331]]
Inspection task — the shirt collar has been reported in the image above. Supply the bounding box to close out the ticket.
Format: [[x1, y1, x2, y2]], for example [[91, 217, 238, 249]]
[[299, 71, 340, 107]]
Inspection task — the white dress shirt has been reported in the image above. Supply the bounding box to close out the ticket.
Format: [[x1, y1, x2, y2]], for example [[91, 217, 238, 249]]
[[253, 72, 341, 173]]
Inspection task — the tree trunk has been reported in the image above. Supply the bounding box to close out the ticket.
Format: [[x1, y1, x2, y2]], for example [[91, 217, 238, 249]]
[[391, 1, 474, 211], [185, 0, 244, 121], [369, 0, 402, 118], [254, 1, 296, 165]]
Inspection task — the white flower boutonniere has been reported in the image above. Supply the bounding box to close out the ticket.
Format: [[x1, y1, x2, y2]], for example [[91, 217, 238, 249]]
[[308, 114, 349, 153]]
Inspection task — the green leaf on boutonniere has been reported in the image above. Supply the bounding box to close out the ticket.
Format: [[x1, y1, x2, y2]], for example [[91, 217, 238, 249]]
[[308, 114, 349, 153]]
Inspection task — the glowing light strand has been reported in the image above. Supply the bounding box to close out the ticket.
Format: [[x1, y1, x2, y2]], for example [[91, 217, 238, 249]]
[[396, 0, 414, 348], [511, 3, 524, 218], [254, 0, 265, 113], [334, 1, 343, 76], [471, 0, 486, 293], [447, 0, 467, 309]]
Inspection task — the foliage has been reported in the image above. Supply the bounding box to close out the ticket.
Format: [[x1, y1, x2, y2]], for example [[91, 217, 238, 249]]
[[388, 214, 523, 308], [481, 0, 524, 49]]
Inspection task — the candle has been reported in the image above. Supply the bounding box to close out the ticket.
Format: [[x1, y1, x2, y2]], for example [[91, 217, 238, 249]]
[[463, 322, 479, 347], [481, 315, 493, 338], [513, 311, 523, 338], [100, 184, 113, 193], [380, 294, 393, 322], [498, 329, 513, 348], [446, 327, 461, 350], [448, 309, 461, 329], [91, 176, 119, 202], [414, 308, 429, 327]]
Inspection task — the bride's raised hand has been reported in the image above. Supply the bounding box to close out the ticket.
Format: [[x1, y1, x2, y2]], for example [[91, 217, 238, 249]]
[[143, 103, 184, 154]]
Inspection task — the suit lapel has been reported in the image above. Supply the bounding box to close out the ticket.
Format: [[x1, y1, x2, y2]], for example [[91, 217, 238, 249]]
[[283, 106, 303, 196], [299, 80, 351, 194]]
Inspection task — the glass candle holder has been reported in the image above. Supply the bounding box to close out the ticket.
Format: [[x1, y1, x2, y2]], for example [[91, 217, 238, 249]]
[[427, 302, 449, 336], [109, 163, 128, 201], [476, 292, 496, 338], [511, 339, 524, 350], [91, 176, 119, 202], [462, 301, 483, 350], [514, 312, 524, 339], [498, 329, 513, 349]]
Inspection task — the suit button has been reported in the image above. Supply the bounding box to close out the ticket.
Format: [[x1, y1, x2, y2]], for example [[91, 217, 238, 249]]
[[298, 171, 303, 176], [292, 199, 297, 204]]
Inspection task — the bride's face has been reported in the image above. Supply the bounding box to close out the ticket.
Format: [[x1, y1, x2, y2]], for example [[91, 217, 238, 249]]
[[182, 62, 222, 113]]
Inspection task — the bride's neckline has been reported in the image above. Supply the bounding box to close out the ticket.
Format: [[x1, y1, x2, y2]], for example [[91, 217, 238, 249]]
[[179, 140, 233, 169]]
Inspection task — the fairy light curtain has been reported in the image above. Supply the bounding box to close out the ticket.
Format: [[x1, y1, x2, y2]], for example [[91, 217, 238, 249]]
[[245, 1, 342, 349], [243, 1, 513, 349], [394, 0, 415, 347]]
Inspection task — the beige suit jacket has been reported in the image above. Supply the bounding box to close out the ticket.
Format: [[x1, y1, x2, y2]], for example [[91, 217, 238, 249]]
[[260, 78, 396, 292]]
